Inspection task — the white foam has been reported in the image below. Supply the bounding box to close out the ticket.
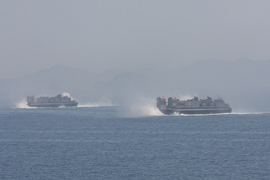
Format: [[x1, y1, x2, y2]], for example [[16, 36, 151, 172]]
[[168, 112, 267, 117], [14, 99, 36, 109], [230, 112, 266, 115]]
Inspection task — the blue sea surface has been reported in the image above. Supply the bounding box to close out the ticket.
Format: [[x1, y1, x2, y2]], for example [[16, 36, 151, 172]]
[[1, 107, 270, 180]]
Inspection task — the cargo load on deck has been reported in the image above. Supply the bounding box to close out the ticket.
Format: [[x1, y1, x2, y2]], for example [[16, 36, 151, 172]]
[[157, 96, 232, 115], [27, 94, 78, 107]]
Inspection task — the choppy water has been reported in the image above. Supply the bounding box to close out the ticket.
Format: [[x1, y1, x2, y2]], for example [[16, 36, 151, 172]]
[[1, 107, 270, 179]]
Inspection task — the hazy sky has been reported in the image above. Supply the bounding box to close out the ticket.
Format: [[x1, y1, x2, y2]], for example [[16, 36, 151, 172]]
[[1, 0, 270, 79]]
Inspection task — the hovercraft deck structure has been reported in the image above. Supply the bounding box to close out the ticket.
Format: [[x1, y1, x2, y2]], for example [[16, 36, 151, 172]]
[[157, 96, 232, 115], [27, 94, 78, 107]]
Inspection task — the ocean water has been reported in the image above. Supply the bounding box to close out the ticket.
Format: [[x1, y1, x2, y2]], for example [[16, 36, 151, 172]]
[[1, 107, 270, 180]]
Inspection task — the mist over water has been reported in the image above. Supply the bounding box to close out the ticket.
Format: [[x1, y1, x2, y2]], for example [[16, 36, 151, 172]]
[[1, 1, 270, 114], [77, 98, 113, 108], [2, 59, 270, 113], [14, 96, 268, 117]]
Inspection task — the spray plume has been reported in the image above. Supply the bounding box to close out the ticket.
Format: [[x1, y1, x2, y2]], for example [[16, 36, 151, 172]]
[[123, 97, 164, 117], [14, 99, 35, 109]]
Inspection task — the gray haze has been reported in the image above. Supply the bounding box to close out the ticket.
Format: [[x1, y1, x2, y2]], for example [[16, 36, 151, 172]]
[[1, 1, 270, 78], [1, 1, 270, 112]]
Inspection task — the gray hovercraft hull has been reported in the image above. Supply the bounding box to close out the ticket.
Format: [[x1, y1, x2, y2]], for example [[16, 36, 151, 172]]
[[27, 102, 78, 107], [157, 96, 232, 115], [27, 94, 78, 108]]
